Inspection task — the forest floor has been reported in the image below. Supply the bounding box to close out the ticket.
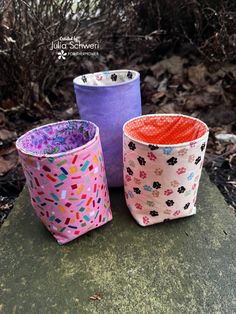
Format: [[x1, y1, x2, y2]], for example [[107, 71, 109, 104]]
[[0, 53, 236, 224]]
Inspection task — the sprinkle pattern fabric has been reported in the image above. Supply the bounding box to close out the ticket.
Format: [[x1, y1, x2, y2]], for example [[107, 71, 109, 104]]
[[123, 114, 209, 226], [16, 120, 112, 244]]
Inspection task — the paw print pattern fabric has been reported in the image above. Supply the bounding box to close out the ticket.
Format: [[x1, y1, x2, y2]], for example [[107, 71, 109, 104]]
[[73, 70, 141, 187], [123, 114, 209, 226], [16, 120, 112, 244]]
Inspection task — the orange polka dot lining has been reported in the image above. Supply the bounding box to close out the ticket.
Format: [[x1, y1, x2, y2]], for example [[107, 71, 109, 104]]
[[124, 115, 208, 145]]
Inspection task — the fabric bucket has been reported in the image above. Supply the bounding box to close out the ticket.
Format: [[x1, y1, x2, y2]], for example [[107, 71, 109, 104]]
[[16, 120, 112, 244], [73, 69, 142, 187], [123, 114, 209, 226]]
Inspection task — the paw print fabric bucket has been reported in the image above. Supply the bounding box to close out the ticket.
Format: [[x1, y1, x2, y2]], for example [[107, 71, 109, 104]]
[[123, 114, 209, 226], [73, 70, 142, 187], [16, 120, 112, 244]]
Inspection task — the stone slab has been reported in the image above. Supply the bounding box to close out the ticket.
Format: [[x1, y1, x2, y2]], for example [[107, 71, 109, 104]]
[[1, 172, 236, 314]]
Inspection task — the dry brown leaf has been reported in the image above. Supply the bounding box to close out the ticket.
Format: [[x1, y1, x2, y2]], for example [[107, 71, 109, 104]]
[[0, 98, 17, 110], [183, 91, 217, 111], [151, 56, 187, 78], [157, 103, 177, 114], [30, 82, 40, 102], [89, 293, 102, 301], [0, 112, 7, 127], [0, 145, 16, 157], [222, 64, 236, 79], [142, 104, 157, 115], [188, 64, 208, 87], [144, 75, 158, 88], [151, 91, 166, 104], [205, 81, 223, 95], [0, 129, 17, 143], [229, 154, 236, 168], [0, 156, 16, 176], [215, 134, 236, 143], [157, 77, 168, 92]]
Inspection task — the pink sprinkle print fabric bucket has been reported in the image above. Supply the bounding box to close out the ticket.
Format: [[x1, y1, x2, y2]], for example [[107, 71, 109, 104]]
[[123, 114, 209, 226], [16, 120, 112, 244], [73, 69, 142, 188]]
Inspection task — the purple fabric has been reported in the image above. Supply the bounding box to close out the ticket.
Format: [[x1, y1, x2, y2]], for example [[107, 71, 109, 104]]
[[74, 70, 142, 187], [17, 120, 96, 156]]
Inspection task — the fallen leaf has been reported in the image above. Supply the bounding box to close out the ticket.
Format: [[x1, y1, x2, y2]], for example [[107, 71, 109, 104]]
[[89, 293, 102, 301], [0, 156, 16, 176], [0, 129, 17, 143], [229, 154, 236, 168], [142, 104, 157, 115], [158, 103, 177, 114], [0, 112, 7, 126], [215, 133, 236, 143], [157, 77, 168, 92], [151, 56, 187, 78], [151, 91, 166, 104], [183, 91, 217, 111], [222, 64, 236, 79], [205, 81, 223, 95], [188, 64, 208, 87], [144, 75, 158, 88], [0, 144, 16, 157], [30, 82, 40, 102], [0, 98, 17, 110]]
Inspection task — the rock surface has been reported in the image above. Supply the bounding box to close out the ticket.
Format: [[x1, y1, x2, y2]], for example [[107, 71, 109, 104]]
[[1, 172, 236, 314]]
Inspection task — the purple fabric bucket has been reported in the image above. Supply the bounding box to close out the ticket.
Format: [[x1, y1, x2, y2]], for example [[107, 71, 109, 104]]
[[73, 70, 142, 187]]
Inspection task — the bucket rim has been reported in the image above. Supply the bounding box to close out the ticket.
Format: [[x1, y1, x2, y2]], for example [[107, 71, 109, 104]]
[[123, 114, 209, 148], [16, 119, 99, 158], [73, 69, 140, 88]]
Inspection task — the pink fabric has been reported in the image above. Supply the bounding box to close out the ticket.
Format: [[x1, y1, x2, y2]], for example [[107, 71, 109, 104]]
[[123, 114, 209, 226], [16, 120, 112, 244]]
